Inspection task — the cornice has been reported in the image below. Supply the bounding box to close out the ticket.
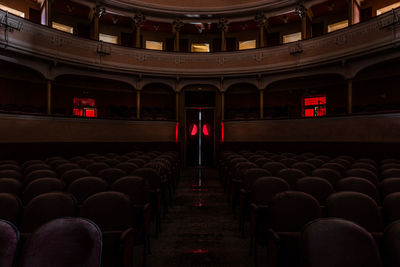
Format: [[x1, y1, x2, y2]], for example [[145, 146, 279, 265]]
[[71, 0, 327, 21]]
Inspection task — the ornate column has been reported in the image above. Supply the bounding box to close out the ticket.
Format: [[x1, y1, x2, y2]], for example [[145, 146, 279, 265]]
[[259, 77, 264, 119], [348, 0, 354, 25], [218, 17, 229, 52], [172, 19, 184, 52], [295, 2, 309, 40], [254, 13, 268, 48], [133, 13, 146, 48], [89, 5, 105, 40], [45, 0, 54, 26], [46, 80, 52, 115], [347, 79, 353, 114], [136, 77, 142, 119]]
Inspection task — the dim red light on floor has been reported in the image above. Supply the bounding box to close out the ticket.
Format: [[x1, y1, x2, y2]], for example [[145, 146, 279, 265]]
[[188, 249, 209, 254], [193, 201, 204, 207], [221, 121, 224, 142], [202, 124, 210, 136], [190, 124, 198, 136]]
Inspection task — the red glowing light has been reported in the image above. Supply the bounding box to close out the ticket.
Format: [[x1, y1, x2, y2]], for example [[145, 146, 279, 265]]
[[190, 124, 198, 136], [176, 122, 179, 143], [304, 96, 326, 106], [304, 109, 314, 117], [221, 121, 224, 143], [189, 249, 209, 254], [202, 124, 210, 136], [85, 109, 96, 118]]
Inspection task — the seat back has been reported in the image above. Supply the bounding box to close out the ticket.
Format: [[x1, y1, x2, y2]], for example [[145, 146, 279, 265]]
[[24, 169, 57, 185], [345, 168, 379, 186], [20, 192, 76, 233], [292, 162, 316, 175], [242, 168, 271, 190], [115, 162, 139, 175], [302, 218, 382, 267], [0, 193, 21, 224], [86, 162, 110, 176], [21, 217, 102, 267], [61, 169, 92, 185], [56, 163, 81, 175], [97, 168, 128, 185], [268, 191, 321, 232], [337, 177, 380, 204], [132, 168, 161, 190], [295, 177, 335, 205], [0, 219, 19, 267], [382, 168, 400, 180], [262, 162, 286, 176], [277, 168, 306, 188], [22, 178, 65, 205], [385, 220, 400, 267], [383, 192, 400, 224], [0, 179, 21, 195], [380, 178, 400, 197], [311, 168, 341, 186], [111, 176, 149, 204], [80, 191, 132, 231], [327, 192, 383, 232], [252, 177, 290, 205], [67, 177, 108, 204]]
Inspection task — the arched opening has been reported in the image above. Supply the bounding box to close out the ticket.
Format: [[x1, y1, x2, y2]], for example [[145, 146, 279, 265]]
[[0, 60, 46, 114], [140, 83, 175, 120], [225, 83, 259, 120], [265, 74, 347, 118], [353, 58, 400, 114], [53, 75, 136, 119]]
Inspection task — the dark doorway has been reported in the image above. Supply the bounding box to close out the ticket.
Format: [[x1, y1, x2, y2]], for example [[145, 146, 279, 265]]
[[186, 109, 214, 167]]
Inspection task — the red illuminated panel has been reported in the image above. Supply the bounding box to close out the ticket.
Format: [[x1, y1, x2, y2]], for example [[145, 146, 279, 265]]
[[202, 124, 210, 136], [190, 124, 198, 136], [304, 96, 326, 106], [317, 107, 326, 116], [175, 122, 179, 143], [304, 109, 314, 117], [221, 121, 224, 143], [85, 109, 96, 118], [73, 108, 80, 116]]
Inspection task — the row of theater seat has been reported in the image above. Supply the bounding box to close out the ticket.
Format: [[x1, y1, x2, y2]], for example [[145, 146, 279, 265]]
[[0, 150, 180, 267], [220, 150, 400, 267]]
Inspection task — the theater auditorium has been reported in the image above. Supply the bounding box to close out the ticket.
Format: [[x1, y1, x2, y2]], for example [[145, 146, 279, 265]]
[[0, 0, 399, 266]]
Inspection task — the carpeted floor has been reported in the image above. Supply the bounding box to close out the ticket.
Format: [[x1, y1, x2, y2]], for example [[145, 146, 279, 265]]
[[147, 168, 254, 267]]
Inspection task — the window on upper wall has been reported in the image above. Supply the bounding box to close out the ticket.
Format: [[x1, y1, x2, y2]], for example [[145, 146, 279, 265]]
[[328, 20, 349, 33], [52, 22, 74, 34], [303, 95, 327, 117], [0, 4, 25, 17], [283, 32, 301, 44], [239, 40, 256, 50], [73, 98, 97, 118], [191, 43, 210, 52], [145, 40, 163, 50], [377, 2, 400, 15], [99, 33, 118, 44]]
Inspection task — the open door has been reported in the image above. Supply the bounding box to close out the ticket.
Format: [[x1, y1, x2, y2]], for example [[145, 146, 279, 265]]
[[186, 109, 214, 167]]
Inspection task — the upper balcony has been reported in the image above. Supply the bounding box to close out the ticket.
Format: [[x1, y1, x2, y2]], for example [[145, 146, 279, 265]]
[[0, 7, 399, 77]]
